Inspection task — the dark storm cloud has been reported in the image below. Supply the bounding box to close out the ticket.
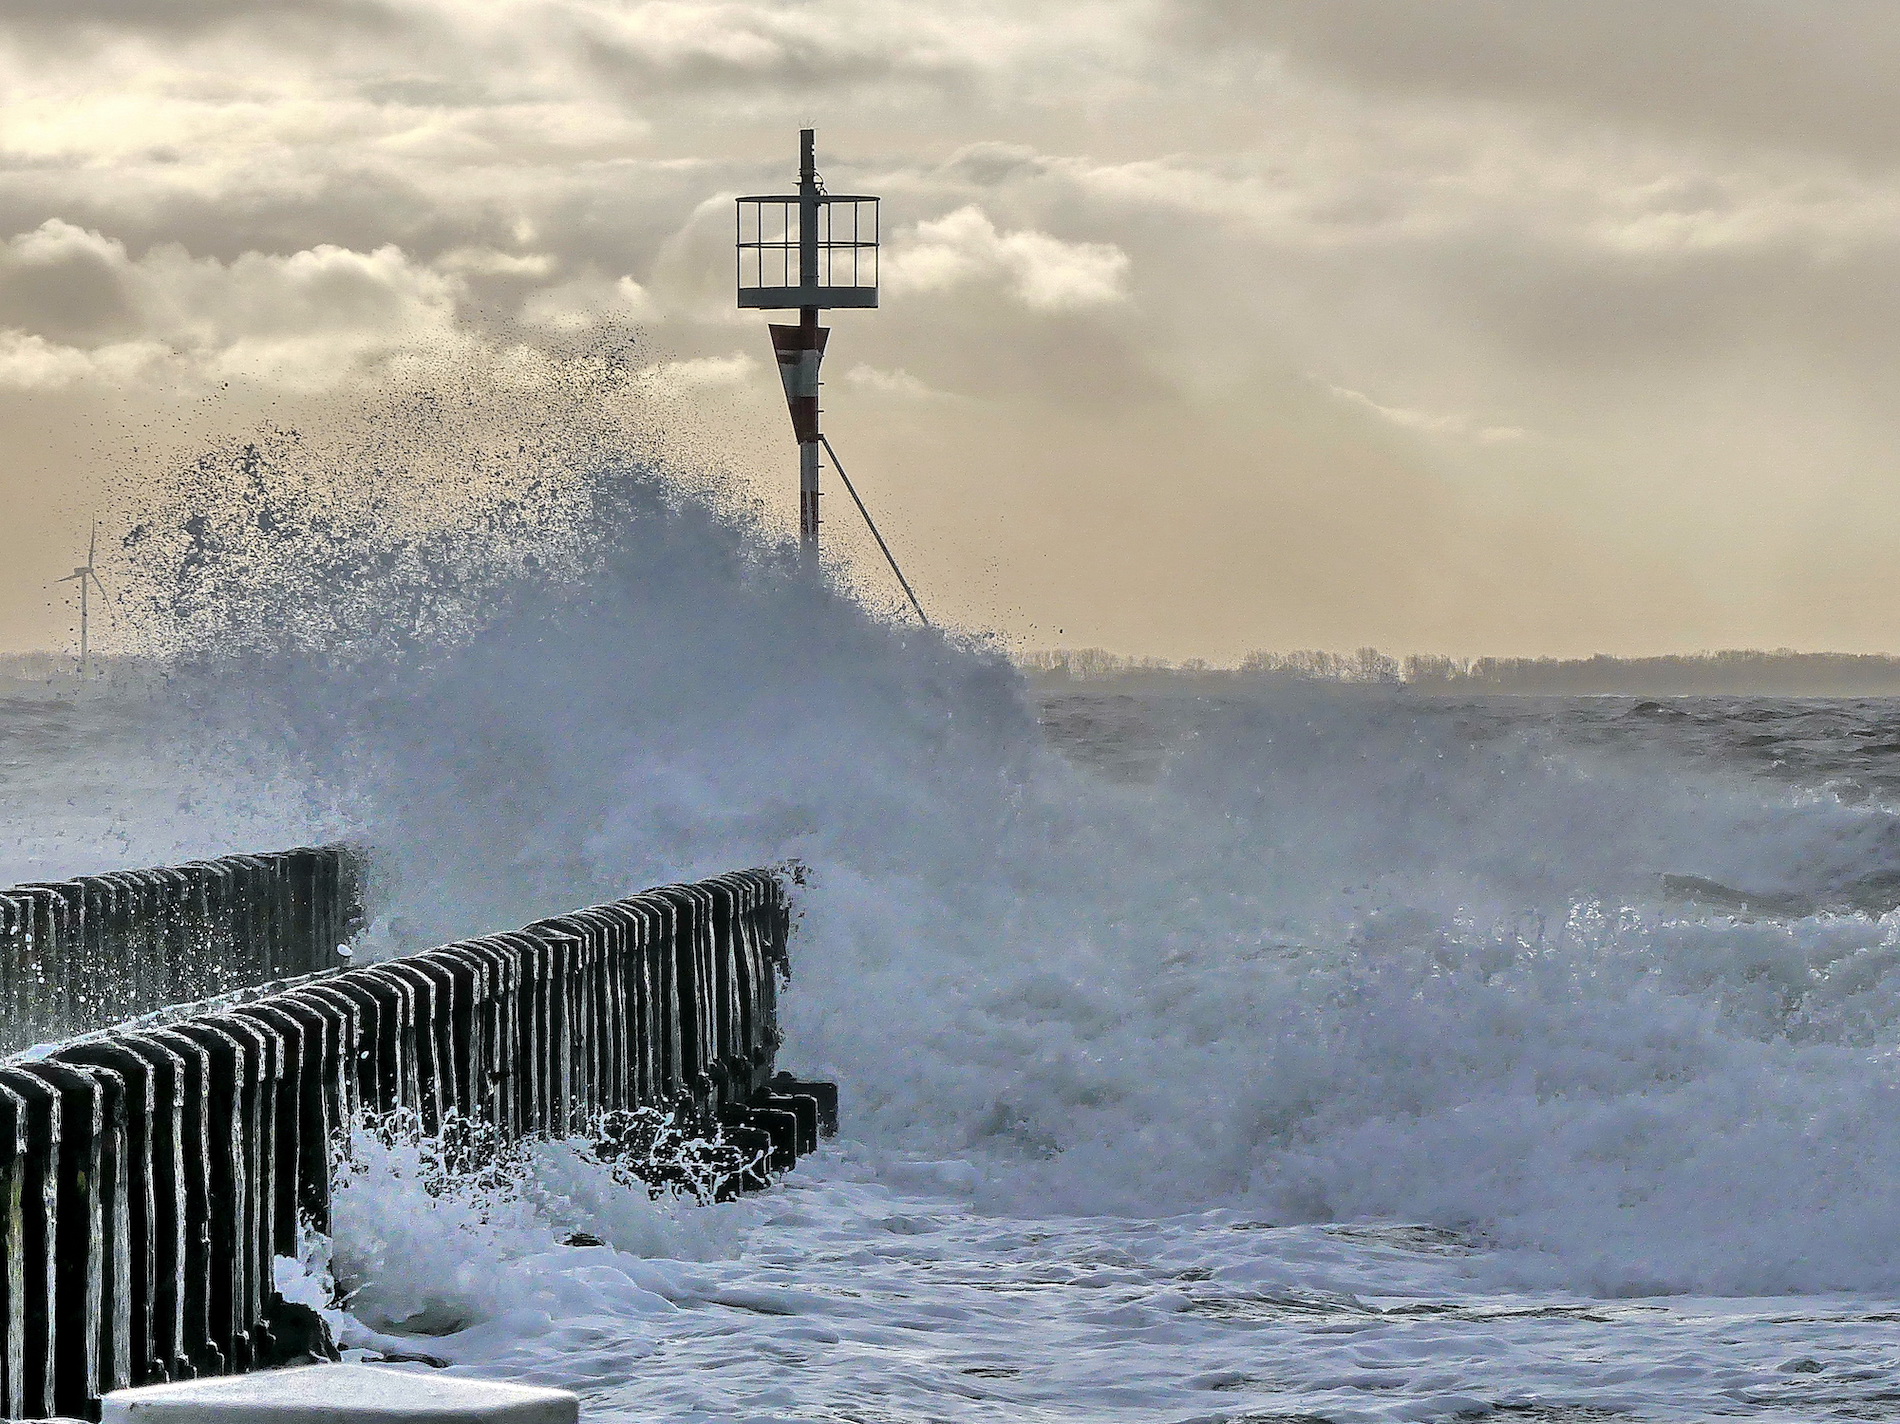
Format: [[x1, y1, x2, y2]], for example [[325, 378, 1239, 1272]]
[[0, 226, 137, 343], [0, 166, 474, 267], [572, 23, 974, 98], [2, 0, 411, 50], [1188, 0, 1900, 166], [933, 144, 1057, 190]]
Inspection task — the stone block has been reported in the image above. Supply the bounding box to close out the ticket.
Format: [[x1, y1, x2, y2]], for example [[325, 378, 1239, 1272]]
[[101, 1363, 579, 1424]]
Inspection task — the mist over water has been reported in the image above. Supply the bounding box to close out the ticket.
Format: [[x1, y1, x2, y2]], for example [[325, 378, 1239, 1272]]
[[19, 395, 1900, 1328]]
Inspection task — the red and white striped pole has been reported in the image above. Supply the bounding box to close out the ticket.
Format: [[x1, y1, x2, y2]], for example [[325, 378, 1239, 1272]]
[[769, 317, 827, 560]]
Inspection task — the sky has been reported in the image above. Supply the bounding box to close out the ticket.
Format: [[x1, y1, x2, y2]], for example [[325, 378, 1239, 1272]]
[[4, 0, 1900, 660]]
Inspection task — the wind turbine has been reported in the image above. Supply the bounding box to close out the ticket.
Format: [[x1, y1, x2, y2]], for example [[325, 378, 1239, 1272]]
[[57, 523, 112, 679]]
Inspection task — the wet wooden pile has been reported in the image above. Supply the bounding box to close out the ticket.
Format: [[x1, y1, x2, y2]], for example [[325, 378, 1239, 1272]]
[[0, 847, 365, 1053], [0, 867, 827, 1420]]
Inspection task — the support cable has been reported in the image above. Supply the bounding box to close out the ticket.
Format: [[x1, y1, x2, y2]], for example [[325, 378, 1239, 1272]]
[[819, 433, 930, 627]]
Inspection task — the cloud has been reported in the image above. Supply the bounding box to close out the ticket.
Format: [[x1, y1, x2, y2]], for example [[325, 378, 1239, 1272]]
[[571, 0, 958, 92], [519, 274, 657, 331], [0, 220, 140, 343], [1185, 0, 1900, 167], [638, 352, 756, 389], [564, 0, 1141, 99], [0, 220, 465, 390], [2, 0, 405, 46], [436, 247, 556, 278], [839, 364, 949, 400], [885, 207, 1130, 311], [0, 330, 168, 388], [1330, 385, 1526, 446], [5, 0, 1900, 656]]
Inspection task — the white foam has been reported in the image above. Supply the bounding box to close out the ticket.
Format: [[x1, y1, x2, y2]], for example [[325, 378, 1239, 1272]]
[[34, 451, 1900, 1291], [299, 1147, 1900, 1424]]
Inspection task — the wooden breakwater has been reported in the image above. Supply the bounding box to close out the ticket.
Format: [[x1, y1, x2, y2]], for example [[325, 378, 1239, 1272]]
[[0, 865, 828, 1420], [0, 847, 366, 1054]]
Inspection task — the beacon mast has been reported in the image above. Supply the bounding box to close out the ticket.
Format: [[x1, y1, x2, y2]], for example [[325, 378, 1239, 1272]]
[[736, 129, 879, 563]]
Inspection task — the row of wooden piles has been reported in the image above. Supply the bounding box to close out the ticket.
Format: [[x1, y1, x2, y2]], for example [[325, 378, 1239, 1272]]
[[0, 864, 828, 1420]]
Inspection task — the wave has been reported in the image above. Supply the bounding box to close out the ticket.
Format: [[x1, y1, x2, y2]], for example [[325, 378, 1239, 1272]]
[[35, 391, 1900, 1297]]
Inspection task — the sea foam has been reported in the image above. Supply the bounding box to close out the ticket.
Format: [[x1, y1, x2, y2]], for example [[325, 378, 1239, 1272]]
[[17, 401, 1900, 1301]]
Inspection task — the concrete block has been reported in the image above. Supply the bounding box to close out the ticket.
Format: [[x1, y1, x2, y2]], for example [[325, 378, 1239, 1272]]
[[101, 1363, 579, 1424]]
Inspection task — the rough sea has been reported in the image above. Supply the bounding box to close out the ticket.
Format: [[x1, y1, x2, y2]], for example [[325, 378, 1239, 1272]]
[[10, 472, 1900, 1423]]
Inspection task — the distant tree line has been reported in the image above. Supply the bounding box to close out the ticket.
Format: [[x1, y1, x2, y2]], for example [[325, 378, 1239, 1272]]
[[1023, 647, 1900, 695], [1024, 647, 1406, 682], [1019, 648, 1210, 678], [1239, 648, 1404, 683], [1393, 649, 1900, 695]]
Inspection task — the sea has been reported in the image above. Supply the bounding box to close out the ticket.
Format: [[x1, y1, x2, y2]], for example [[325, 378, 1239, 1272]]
[[10, 476, 1900, 1422]]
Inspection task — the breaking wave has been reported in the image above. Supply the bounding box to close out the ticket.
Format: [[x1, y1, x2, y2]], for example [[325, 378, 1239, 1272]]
[[42, 388, 1900, 1299]]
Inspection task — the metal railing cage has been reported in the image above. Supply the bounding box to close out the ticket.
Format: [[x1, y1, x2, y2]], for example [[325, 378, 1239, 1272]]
[[736, 195, 879, 309]]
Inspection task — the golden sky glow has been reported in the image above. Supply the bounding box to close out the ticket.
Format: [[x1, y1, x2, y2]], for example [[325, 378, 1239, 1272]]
[[5, 0, 1900, 658]]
